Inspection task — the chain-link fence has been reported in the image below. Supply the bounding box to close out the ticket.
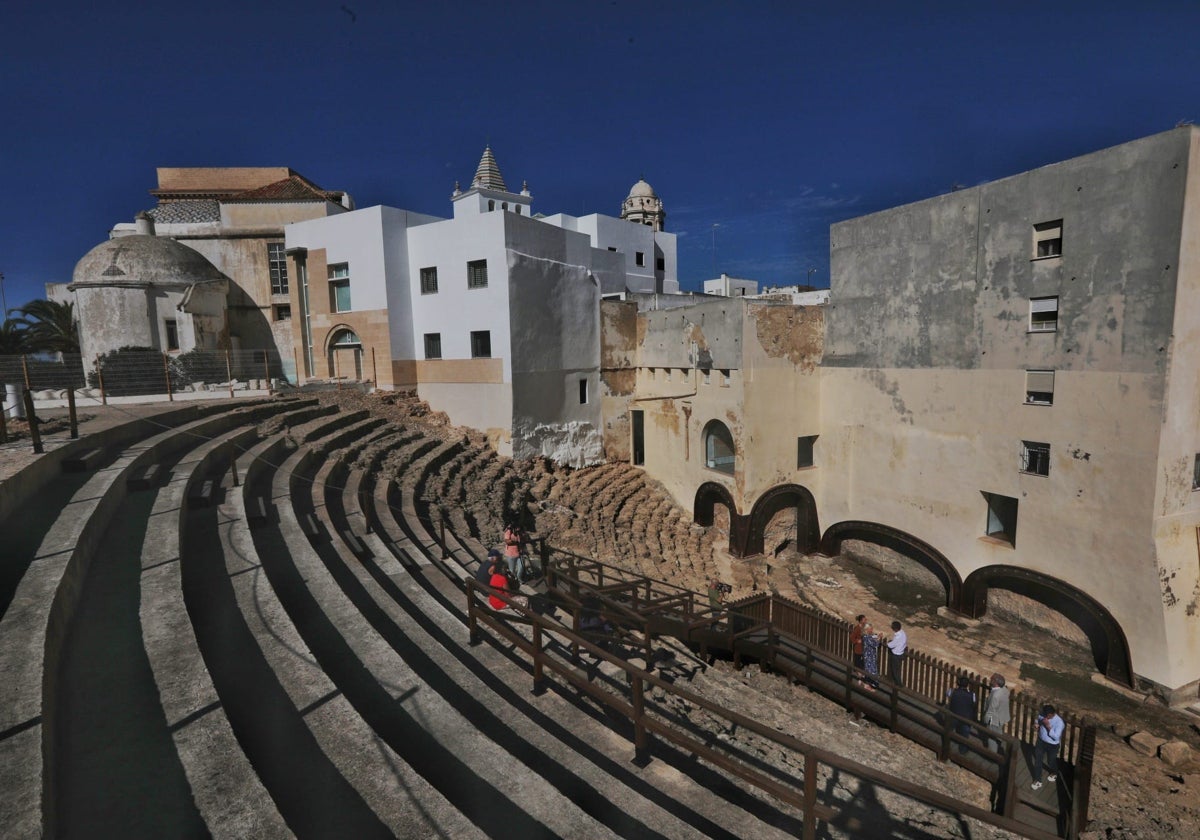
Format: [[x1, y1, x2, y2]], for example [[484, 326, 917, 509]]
[[0, 348, 292, 411]]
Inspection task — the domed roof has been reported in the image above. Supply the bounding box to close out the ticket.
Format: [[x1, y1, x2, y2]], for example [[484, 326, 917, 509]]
[[628, 179, 657, 199], [70, 235, 227, 289]]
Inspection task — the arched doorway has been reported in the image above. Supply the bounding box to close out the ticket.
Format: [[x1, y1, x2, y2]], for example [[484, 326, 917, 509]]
[[962, 565, 1134, 686], [692, 482, 750, 557], [702, 419, 735, 475], [745, 484, 820, 557], [327, 327, 362, 380], [820, 520, 962, 608]]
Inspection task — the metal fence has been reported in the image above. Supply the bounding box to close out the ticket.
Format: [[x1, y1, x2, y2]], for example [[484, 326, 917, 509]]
[[0, 349, 291, 408]]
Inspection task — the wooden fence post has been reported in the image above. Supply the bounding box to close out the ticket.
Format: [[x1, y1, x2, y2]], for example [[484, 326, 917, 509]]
[[531, 623, 545, 695], [802, 753, 818, 840], [371, 347, 378, 388], [21, 354, 31, 389], [225, 347, 234, 399], [95, 356, 107, 405], [631, 674, 649, 764], [66, 387, 78, 439], [23, 389, 42, 454], [1069, 722, 1097, 839], [263, 351, 271, 394]]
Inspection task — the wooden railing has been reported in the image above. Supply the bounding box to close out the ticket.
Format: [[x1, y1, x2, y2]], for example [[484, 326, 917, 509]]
[[465, 578, 1061, 840], [732, 593, 1092, 766]]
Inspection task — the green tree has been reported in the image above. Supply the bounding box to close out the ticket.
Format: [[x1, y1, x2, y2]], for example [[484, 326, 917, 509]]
[[12, 299, 79, 353], [0, 318, 26, 354]]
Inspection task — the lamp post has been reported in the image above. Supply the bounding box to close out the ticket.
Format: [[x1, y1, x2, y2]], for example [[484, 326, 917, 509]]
[[807, 267, 817, 287], [0, 271, 8, 317]]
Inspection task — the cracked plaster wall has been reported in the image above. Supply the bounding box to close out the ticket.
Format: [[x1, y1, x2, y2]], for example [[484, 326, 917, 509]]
[[821, 127, 1200, 691]]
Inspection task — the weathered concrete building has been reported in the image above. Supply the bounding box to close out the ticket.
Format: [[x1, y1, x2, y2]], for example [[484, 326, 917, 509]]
[[602, 296, 825, 556], [612, 127, 1200, 701], [818, 126, 1200, 701]]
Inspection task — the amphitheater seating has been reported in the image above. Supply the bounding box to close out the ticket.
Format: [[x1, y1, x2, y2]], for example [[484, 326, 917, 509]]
[[0, 397, 1069, 839]]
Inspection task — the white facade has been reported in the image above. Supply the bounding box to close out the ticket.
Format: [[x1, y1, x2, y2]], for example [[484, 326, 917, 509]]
[[283, 150, 669, 464], [703, 273, 759, 297]]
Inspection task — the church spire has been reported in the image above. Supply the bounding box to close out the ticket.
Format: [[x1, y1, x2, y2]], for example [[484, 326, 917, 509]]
[[471, 145, 507, 191]]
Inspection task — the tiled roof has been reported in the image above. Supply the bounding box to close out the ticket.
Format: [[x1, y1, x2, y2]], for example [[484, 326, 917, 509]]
[[147, 199, 221, 224], [471, 146, 507, 191], [222, 174, 345, 203]]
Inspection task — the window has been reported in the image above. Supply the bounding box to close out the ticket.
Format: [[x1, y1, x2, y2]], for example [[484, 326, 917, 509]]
[[797, 435, 817, 469], [719, 369, 730, 386], [424, 333, 442, 359], [1193, 454, 1200, 491], [268, 242, 289, 294], [608, 246, 617, 252], [488, 200, 495, 211], [1020, 441, 1051, 476], [164, 319, 179, 351], [470, 330, 491, 358], [656, 256, 665, 271], [420, 267, 438, 294], [329, 263, 351, 312], [1033, 220, 1063, 259], [515, 206, 521, 215], [1025, 369, 1055, 405], [273, 304, 291, 321], [664, 368, 672, 382], [468, 259, 488, 289], [703, 420, 735, 474], [635, 251, 645, 267], [983, 492, 1018, 546], [578, 378, 588, 404], [1029, 296, 1058, 332], [502, 202, 508, 211]]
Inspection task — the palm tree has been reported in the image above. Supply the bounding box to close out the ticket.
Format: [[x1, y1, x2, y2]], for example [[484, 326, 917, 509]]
[[12, 299, 79, 354], [0, 318, 25, 354]]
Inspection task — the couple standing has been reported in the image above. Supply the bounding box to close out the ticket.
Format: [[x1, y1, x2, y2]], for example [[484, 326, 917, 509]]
[[850, 615, 908, 689]]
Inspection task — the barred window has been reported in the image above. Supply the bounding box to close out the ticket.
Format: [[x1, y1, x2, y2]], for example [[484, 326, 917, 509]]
[[268, 243, 289, 294], [424, 333, 442, 359], [1020, 441, 1051, 476], [467, 259, 488, 289], [470, 330, 491, 358], [420, 267, 438, 294]]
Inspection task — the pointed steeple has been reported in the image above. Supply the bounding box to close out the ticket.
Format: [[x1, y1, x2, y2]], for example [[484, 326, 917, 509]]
[[471, 146, 507, 191]]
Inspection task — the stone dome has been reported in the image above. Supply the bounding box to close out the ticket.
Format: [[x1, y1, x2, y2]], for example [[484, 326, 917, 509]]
[[627, 179, 657, 199], [70, 234, 227, 290]]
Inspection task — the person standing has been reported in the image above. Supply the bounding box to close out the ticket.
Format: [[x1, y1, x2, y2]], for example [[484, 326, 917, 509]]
[[850, 614, 866, 671], [504, 522, 527, 580], [982, 673, 1011, 752], [707, 577, 726, 611], [945, 676, 977, 755], [1031, 704, 1064, 790], [886, 621, 907, 687], [860, 623, 881, 690]]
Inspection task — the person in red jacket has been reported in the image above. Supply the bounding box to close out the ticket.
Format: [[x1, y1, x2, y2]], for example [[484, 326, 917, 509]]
[[488, 561, 527, 611]]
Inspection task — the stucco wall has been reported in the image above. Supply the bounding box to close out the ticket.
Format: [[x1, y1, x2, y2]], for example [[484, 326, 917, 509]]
[[823, 127, 1198, 690]]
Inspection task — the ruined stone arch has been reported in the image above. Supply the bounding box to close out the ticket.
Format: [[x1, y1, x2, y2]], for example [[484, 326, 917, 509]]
[[744, 484, 820, 557], [692, 482, 751, 556], [962, 565, 1134, 687], [820, 520, 962, 609]]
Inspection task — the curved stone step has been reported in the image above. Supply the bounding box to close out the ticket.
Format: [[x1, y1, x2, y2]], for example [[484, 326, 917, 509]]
[[0, 398, 280, 838]]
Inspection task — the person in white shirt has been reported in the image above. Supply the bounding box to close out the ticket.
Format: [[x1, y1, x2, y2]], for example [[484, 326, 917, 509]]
[[1031, 704, 1065, 790], [886, 621, 907, 687]]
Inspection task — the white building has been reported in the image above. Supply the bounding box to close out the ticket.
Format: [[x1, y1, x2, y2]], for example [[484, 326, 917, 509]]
[[703, 273, 758, 297], [284, 148, 679, 464]]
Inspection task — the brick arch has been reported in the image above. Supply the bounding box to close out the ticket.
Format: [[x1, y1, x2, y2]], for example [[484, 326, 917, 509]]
[[963, 565, 1134, 687], [692, 482, 750, 556], [744, 484, 820, 557], [820, 520, 962, 609]]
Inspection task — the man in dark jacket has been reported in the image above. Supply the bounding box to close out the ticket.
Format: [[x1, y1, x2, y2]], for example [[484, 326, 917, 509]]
[[946, 676, 977, 755]]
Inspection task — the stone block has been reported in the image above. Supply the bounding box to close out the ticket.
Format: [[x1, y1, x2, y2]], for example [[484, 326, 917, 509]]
[[1128, 731, 1167, 756], [1158, 740, 1192, 767]]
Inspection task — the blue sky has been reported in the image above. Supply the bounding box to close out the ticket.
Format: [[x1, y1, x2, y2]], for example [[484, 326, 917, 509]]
[[2, 1, 1199, 310]]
